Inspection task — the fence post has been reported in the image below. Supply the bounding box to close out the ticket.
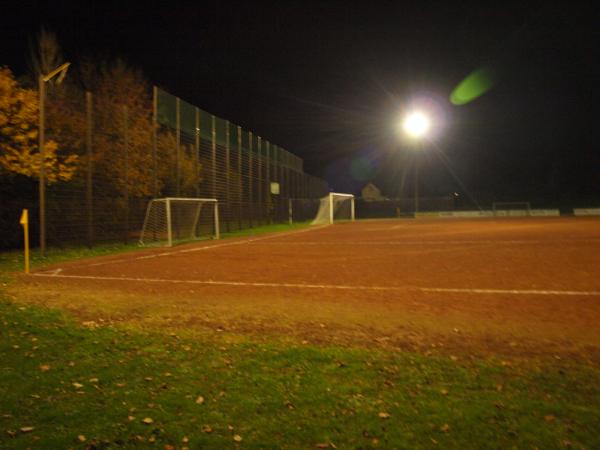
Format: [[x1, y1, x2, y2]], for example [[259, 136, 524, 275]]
[[86, 91, 94, 248], [38, 75, 46, 256], [195, 107, 200, 197], [211, 115, 216, 198], [176, 97, 181, 197], [123, 105, 129, 244], [225, 120, 230, 231], [248, 131, 253, 227], [266, 141, 270, 223], [237, 125, 242, 229], [257, 136, 262, 223], [152, 86, 158, 197]]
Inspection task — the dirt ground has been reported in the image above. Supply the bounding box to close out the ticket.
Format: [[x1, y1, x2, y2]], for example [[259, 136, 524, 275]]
[[14, 217, 600, 361]]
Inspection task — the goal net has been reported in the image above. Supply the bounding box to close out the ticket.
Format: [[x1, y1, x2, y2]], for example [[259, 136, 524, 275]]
[[139, 198, 220, 247], [492, 201, 532, 217], [311, 193, 355, 225]]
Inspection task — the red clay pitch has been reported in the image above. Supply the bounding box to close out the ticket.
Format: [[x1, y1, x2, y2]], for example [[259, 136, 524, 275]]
[[19, 217, 600, 360]]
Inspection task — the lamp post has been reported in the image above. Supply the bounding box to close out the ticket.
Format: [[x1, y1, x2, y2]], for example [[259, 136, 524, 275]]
[[39, 62, 70, 256], [402, 111, 430, 216]]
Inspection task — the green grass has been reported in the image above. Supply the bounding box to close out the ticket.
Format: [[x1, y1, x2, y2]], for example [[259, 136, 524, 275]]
[[1, 298, 599, 449]]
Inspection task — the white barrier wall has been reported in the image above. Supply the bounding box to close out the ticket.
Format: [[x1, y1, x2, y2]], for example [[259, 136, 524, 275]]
[[417, 210, 560, 218], [573, 208, 600, 216]]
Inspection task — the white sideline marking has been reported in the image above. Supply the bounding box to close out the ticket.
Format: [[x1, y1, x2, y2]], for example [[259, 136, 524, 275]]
[[420, 287, 600, 296], [38, 268, 63, 276], [31, 273, 600, 296], [247, 239, 600, 245], [81, 225, 329, 268]]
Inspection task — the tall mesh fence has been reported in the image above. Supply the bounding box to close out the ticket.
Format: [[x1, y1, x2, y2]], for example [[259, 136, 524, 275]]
[[7, 85, 329, 249]]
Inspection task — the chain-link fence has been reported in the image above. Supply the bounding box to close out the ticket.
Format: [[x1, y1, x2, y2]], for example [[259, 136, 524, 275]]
[[4, 84, 329, 250]]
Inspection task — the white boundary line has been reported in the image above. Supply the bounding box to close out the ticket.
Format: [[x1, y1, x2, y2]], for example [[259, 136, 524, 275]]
[[236, 239, 600, 245], [30, 273, 600, 296], [79, 225, 329, 268]]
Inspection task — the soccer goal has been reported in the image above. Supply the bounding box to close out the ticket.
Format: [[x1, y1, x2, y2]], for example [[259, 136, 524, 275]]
[[492, 201, 532, 217], [139, 198, 220, 247], [311, 193, 355, 225]]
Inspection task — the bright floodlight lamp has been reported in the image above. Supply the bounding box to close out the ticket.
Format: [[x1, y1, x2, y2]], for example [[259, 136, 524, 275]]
[[402, 111, 430, 138]]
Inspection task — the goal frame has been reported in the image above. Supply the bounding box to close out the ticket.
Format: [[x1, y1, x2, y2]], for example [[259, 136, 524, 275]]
[[327, 193, 355, 224], [310, 192, 355, 225], [139, 197, 220, 247]]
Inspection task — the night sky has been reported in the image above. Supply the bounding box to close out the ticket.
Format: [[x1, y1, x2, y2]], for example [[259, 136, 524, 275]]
[[3, 1, 599, 206]]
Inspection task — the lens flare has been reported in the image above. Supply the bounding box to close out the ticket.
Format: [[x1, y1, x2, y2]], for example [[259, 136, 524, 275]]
[[450, 67, 496, 105]]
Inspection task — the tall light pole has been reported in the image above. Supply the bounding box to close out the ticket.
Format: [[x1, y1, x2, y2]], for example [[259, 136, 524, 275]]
[[39, 62, 70, 256], [402, 111, 430, 215]]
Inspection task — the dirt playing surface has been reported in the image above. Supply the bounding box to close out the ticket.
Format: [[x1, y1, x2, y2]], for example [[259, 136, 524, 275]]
[[15, 217, 600, 361]]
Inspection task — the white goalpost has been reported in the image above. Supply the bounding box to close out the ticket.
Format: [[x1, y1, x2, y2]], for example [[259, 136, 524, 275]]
[[311, 193, 355, 225], [139, 198, 220, 247]]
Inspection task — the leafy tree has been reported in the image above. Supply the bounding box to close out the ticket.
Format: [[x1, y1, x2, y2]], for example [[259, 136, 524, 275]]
[[0, 66, 77, 182]]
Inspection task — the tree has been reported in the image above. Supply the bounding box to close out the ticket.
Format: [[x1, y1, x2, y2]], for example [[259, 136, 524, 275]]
[[0, 66, 78, 182]]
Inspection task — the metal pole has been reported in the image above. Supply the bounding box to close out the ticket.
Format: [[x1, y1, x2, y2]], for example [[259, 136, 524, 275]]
[[152, 86, 158, 197], [175, 97, 181, 197], [248, 131, 253, 227], [266, 141, 270, 223], [166, 198, 172, 247], [38, 75, 46, 256], [237, 125, 242, 229], [86, 91, 93, 248], [211, 115, 216, 198], [123, 105, 129, 243], [256, 134, 263, 211], [214, 201, 220, 240], [329, 193, 334, 224], [225, 120, 230, 231], [414, 154, 419, 215], [195, 107, 200, 197]]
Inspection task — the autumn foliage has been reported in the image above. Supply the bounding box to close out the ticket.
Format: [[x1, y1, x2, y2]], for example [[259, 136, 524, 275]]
[[0, 66, 78, 183]]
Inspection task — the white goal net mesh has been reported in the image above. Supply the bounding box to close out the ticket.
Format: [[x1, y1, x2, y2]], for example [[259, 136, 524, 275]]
[[139, 198, 219, 246], [311, 193, 355, 225]]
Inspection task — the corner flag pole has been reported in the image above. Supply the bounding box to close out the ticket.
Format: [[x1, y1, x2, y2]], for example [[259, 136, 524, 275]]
[[20, 209, 30, 274]]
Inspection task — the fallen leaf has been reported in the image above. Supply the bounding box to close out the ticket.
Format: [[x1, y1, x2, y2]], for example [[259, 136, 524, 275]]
[[182, 436, 189, 443], [233, 434, 242, 442], [89, 378, 99, 383], [544, 415, 556, 422], [77, 435, 86, 442], [315, 444, 329, 449], [20, 427, 35, 433], [72, 382, 84, 389], [378, 412, 391, 419], [201, 425, 213, 433], [128, 415, 135, 421], [164, 445, 175, 450], [440, 424, 450, 433], [142, 417, 154, 425], [195, 396, 205, 405], [440, 389, 448, 396], [39, 364, 50, 372]]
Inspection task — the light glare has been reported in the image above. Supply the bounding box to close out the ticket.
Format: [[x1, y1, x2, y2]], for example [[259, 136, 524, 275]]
[[403, 112, 430, 138]]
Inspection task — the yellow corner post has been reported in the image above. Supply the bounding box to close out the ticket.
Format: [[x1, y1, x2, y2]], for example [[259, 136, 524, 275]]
[[19, 209, 30, 274]]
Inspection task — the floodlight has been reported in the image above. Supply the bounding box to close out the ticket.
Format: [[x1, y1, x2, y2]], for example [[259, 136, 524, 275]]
[[402, 111, 430, 138]]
